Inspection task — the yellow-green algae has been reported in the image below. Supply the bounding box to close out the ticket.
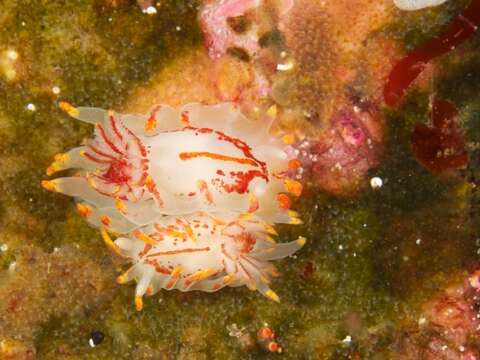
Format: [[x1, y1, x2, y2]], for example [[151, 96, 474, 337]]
[[0, 1, 478, 359]]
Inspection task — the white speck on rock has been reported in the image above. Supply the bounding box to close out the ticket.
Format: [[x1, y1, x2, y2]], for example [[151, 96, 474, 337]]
[[143, 6, 157, 14], [370, 177, 383, 189], [342, 335, 352, 344]]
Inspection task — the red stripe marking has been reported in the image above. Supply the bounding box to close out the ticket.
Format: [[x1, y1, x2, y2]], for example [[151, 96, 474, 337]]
[[124, 126, 147, 157], [88, 144, 117, 160], [179, 151, 259, 167], [83, 151, 112, 164], [96, 123, 123, 155], [109, 114, 124, 142], [146, 247, 210, 258], [182, 127, 269, 194]]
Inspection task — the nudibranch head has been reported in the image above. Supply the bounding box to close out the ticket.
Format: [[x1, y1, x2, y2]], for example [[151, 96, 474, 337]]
[[44, 102, 303, 230], [111, 212, 306, 310]]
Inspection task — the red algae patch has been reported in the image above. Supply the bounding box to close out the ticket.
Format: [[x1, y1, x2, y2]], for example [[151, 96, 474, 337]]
[[411, 97, 468, 174]]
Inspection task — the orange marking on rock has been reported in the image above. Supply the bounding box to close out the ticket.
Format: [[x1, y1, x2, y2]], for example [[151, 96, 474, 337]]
[[268, 342, 280, 353], [258, 327, 275, 340]]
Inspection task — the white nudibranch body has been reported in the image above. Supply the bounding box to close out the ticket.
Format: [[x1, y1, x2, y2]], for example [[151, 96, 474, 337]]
[[393, 0, 447, 11], [113, 212, 305, 309], [43, 102, 305, 309]]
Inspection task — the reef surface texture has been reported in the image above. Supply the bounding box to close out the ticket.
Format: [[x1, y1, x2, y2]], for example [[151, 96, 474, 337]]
[[0, 0, 479, 359]]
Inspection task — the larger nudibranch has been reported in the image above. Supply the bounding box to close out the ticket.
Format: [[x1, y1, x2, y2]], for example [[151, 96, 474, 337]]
[[108, 212, 305, 310], [43, 102, 302, 234]]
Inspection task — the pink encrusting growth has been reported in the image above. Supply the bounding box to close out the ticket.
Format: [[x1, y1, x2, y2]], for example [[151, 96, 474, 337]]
[[200, 0, 262, 59], [397, 269, 480, 359], [287, 102, 384, 195], [199, 0, 295, 60], [43, 101, 305, 307]]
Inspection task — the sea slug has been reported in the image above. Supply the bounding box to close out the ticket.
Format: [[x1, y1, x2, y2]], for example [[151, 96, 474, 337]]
[[109, 212, 305, 310], [43, 102, 305, 308]]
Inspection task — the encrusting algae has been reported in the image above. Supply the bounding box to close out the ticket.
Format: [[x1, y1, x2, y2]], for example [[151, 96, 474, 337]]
[[0, 0, 478, 359]]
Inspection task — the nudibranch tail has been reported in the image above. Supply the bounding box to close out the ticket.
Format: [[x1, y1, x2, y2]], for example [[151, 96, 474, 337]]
[[111, 213, 305, 309]]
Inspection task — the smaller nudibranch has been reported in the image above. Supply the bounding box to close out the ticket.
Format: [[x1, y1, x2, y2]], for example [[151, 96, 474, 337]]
[[106, 212, 306, 310], [43, 102, 302, 232]]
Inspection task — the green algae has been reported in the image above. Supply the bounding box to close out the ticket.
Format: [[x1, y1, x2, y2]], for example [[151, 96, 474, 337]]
[[0, 1, 478, 359]]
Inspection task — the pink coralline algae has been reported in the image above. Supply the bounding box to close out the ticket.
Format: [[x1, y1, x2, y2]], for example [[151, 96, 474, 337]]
[[199, 0, 262, 60], [199, 0, 294, 60], [396, 270, 480, 360], [289, 102, 384, 195]]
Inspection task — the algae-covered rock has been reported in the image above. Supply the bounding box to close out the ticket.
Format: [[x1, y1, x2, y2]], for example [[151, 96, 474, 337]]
[[0, 0, 478, 359]]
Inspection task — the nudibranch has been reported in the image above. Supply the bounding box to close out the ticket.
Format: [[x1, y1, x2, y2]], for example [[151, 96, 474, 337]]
[[42, 101, 305, 307], [43, 102, 303, 233], [107, 212, 305, 310]]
